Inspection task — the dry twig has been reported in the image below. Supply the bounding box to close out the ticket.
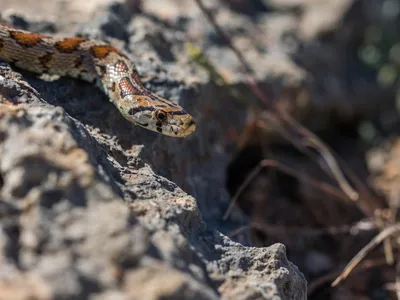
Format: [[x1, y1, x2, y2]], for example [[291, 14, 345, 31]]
[[223, 159, 350, 220], [227, 219, 376, 239], [332, 223, 400, 286], [308, 258, 388, 296]]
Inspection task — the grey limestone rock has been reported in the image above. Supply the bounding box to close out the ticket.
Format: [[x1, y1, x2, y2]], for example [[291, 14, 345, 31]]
[[0, 1, 307, 299]]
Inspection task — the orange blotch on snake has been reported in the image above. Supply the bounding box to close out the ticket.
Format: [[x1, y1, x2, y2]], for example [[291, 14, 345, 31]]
[[9, 31, 46, 47], [55, 37, 86, 53], [90, 45, 125, 59]]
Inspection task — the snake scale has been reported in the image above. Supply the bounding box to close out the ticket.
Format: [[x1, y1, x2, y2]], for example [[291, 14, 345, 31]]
[[0, 24, 196, 137]]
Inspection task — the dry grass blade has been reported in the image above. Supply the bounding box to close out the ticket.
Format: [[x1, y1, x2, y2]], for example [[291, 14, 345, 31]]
[[193, 0, 255, 75], [227, 219, 376, 239], [303, 136, 358, 201], [308, 258, 388, 296], [223, 159, 349, 220], [332, 223, 400, 287], [259, 115, 359, 203], [397, 258, 400, 300]]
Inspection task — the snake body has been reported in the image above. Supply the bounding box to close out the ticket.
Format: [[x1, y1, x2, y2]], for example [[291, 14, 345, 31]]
[[0, 24, 195, 137]]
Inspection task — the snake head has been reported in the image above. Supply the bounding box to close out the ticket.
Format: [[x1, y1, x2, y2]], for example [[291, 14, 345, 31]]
[[127, 102, 196, 137]]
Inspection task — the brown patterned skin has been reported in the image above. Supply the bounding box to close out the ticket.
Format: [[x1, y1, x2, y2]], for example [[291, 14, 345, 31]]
[[0, 24, 196, 137]]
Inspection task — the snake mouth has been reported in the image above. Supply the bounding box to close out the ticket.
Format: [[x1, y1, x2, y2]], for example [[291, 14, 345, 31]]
[[136, 122, 149, 127], [181, 118, 196, 137], [134, 115, 196, 137]]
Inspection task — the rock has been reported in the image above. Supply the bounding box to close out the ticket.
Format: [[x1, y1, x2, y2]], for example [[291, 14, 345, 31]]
[[209, 239, 306, 300], [0, 1, 307, 299]]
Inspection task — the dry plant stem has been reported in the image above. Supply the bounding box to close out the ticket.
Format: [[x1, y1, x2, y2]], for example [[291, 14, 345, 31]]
[[260, 114, 359, 201], [307, 258, 388, 296], [375, 215, 395, 265], [259, 113, 318, 162], [263, 112, 382, 218], [227, 218, 376, 239], [385, 281, 400, 299], [193, 0, 255, 75], [302, 135, 358, 201], [222, 159, 350, 220], [385, 235, 395, 265], [192, 0, 373, 215], [396, 257, 400, 300], [222, 161, 266, 220], [329, 149, 386, 215], [274, 110, 363, 204], [332, 223, 400, 287], [382, 191, 400, 268]]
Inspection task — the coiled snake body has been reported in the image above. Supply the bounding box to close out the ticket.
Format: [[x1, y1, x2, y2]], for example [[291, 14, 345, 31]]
[[0, 24, 196, 137]]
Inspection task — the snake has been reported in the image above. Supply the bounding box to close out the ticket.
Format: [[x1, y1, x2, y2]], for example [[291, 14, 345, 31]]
[[0, 24, 196, 137]]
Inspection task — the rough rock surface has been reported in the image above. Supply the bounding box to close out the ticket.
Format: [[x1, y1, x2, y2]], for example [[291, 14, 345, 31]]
[[0, 0, 307, 299]]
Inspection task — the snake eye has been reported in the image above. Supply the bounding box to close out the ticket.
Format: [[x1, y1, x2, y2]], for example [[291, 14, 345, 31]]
[[155, 109, 167, 122]]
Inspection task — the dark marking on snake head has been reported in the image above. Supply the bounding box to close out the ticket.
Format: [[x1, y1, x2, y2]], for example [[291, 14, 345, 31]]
[[129, 107, 140, 116], [156, 121, 162, 127], [170, 110, 187, 116], [149, 94, 158, 101], [55, 37, 86, 53], [128, 106, 154, 116], [151, 95, 178, 107], [111, 82, 116, 92], [156, 127, 162, 133], [9, 30, 46, 47]]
